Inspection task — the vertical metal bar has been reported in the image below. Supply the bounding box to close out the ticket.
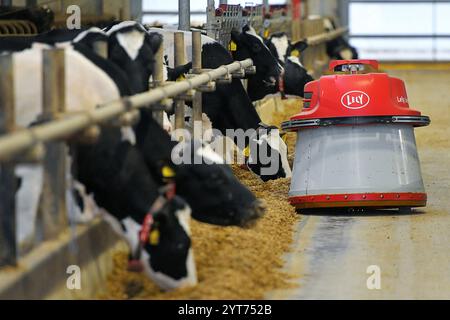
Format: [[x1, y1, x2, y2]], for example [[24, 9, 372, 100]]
[[0, 54, 17, 267], [36, 49, 68, 241], [206, 0, 216, 39], [174, 32, 186, 140], [96, 0, 104, 16], [339, 0, 350, 40], [152, 39, 165, 127], [192, 30, 203, 140], [119, 8, 125, 21], [192, 31, 202, 74], [178, 0, 191, 31], [263, 0, 269, 13], [291, 0, 302, 42]]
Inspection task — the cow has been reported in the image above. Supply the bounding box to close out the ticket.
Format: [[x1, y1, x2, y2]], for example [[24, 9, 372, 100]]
[[323, 16, 358, 60], [264, 32, 314, 98], [148, 26, 292, 182]]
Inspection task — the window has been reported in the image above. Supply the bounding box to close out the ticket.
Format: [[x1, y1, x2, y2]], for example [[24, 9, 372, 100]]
[[349, 1, 450, 61]]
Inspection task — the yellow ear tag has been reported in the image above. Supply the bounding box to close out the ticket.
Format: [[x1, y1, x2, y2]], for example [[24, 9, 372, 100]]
[[176, 74, 186, 82], [149, 229, 160, 246], [243, 145, 251, 158], [228, 40, 237, 52], [162, 166, 176, 179], [291, 49, 300, 58], [264, 30, 270, 38]]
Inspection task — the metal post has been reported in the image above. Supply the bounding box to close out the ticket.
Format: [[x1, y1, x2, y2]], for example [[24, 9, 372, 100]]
[[178, 0, 190, 31], [152, 38, 165, 127], [191, 30, 203, 140], [263, 0, 269, 13], [36, 49, 68, 241], [174, 32, 186, 140], [96, 0, 104, 16], [206, 0, 216, 39], [0, 54, 17, 267]]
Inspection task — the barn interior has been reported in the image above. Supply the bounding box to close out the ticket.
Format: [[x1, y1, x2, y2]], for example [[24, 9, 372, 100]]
[[0, 0, 449, 300]]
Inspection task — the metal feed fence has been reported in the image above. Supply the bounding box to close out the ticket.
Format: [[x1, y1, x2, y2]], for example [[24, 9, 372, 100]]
[[0, 32, 254, 268], [205, 2, 347, 77]]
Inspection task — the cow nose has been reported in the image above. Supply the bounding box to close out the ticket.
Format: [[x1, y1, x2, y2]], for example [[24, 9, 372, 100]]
[[241, 199, 266, 228]]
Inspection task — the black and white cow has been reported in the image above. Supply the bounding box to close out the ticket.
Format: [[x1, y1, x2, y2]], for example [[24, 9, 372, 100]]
[[149, 26, 292, 182], [264, 32, 314, 98], [323, 17, 358, 60]]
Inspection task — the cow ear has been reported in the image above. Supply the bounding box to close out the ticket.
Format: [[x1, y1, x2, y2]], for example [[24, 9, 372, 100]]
[[292, 40, 308, 53], [147, 32, 163, 53]]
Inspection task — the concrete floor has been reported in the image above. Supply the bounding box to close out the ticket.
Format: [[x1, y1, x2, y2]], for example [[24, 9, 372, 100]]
[[268, 66, 450, 300]]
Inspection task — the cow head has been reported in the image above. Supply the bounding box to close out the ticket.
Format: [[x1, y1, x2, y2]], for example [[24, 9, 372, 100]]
[[266, 32, 290, 63], [246, 124, 292, 182], [140, 195, 196, 291], [117, 195, 196, 291], [106, 21, 162, 94], [231, 25, 282, 89], [173, 140, 266, 227], [264, 35, 312, 98]]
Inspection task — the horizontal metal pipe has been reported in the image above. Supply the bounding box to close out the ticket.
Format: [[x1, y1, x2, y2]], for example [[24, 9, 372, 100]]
[[0, 59, 253, 161], [307, 27, 348, 46]]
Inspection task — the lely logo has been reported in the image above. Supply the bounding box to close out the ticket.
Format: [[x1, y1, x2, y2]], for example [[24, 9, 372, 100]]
[[341, 91, 370, 109]]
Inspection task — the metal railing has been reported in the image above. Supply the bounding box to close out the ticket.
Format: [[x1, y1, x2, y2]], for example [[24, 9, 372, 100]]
[[0, 31, 254, 268]]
